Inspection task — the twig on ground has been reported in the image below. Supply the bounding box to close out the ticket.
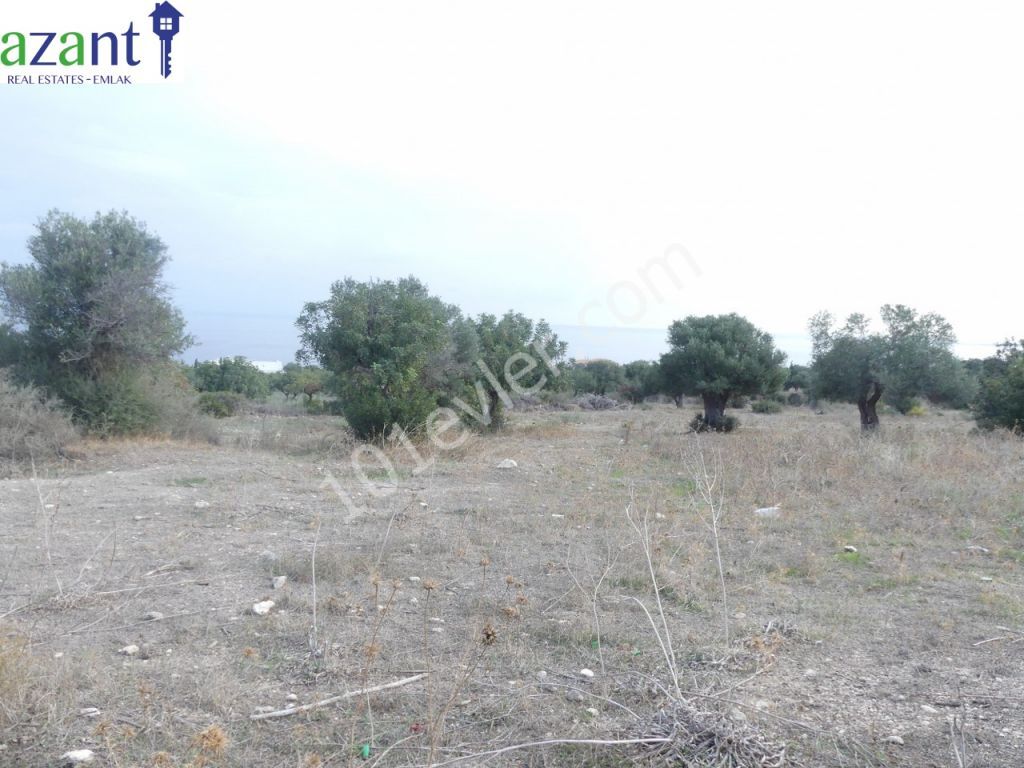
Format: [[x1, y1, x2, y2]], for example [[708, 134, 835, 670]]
[[249, 673, 428, 720]]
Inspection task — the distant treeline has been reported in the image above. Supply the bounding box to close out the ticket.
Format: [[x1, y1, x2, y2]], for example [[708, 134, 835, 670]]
[[1, 210, 1021, 441]]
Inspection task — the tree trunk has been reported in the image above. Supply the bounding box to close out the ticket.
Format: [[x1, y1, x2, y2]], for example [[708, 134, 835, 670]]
[[857, 382, 883, 431], [702, 392, 728, 431], [486, 389, 505, 431], [673, 394, 683, 408]]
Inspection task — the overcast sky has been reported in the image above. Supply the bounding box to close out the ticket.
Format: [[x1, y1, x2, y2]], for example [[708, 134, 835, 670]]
[[2, 1, 1021, 364]]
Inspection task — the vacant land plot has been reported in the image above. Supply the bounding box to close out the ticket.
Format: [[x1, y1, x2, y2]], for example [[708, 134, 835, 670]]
[[1, 405, 1022, 767]]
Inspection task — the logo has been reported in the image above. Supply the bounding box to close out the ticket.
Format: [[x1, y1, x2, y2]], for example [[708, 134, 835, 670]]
[[1, 2, 185, 85]]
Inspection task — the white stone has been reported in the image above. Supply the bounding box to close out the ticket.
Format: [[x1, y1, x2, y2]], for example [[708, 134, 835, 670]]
[[586, 707, 599, 716], [143, 611, 164, 621], [843, 545, 858, 553], [496, 459, 518, 469], [79, 708, 101, 718], [61, 749, 96, 764], [883, 735, 905, 746], [252, 600, 275, 616], [119, 644, 139, 656], [921, 704, 939, 714], [579, 668, 595, 679], [754, 506, 781, 518], [285, 693, 298, 702], [194, 500, 210, 509], [272, 576, 288, 589]]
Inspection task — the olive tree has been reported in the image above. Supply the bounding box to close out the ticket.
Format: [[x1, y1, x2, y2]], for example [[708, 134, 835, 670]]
[[0, 210, 191, 434], [659, 313, 786, 431], [810, 305, 972, 430], [296, 276, 459, 439]]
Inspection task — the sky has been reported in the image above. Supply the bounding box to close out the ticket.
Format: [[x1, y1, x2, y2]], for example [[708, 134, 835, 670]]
[[1, 1, 1022, 365]]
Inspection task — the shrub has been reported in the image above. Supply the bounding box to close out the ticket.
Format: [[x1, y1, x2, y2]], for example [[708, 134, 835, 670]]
[[728, 394, 749, 409], [198, 391, 244, 419], [752, 399, 783, 414], [974, 341, 1024, 432], [689, 412, 739, 433], [787, 392, 804, 406], [573, 393, 620, 410], [0, 372, 77, 464]]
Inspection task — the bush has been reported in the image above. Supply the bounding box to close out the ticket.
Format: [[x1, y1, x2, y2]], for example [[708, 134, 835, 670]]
[[787, 392, 804, 406], [689, 413, 739, 433], [198, 391, 244, 419], [751, 399, 783, 414], [573, 393, 620, 410], [728, 394, 749, 409], [0, 372, 77, 464]]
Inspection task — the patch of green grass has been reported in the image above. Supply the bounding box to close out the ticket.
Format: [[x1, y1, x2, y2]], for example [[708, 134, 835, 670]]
[[171, 476, 208, 488], [670, 478, 696, 496], [835, 550, 869, 566], [996, 547, 1024, 565]]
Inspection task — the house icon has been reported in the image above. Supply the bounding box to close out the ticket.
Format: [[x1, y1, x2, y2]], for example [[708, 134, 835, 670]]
[[150, 2, 183, 36], [149, 2, 183, 78]]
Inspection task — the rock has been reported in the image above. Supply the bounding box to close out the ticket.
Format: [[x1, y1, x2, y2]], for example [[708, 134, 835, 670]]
[[754, 699, 771, 710], [729, 707, 747, 722], [79, 707, 102, 718], [408, 576, 421, 582], [921, 704, 939, 714], [194, 500, 210, 509], [285, 693, 298, 702], [980, 576, 994, 582], [143, 611, 165, 621], [272, 576, 288, 589], [585, 707, 599, 716], [496, 459, 518, 469], [843, 545, 858, 553], [119, 644, 139, 656], [883, 735, 905, 746], [754, 506, 781, 518], [579, 668, 595, 679], [252, 600, 275, 616], [60, 750, 96, 765], [536, 671, 548, 681], [803, 669, 818, 679], [565, 689, 585, 702], [965, 546, 990, 554]]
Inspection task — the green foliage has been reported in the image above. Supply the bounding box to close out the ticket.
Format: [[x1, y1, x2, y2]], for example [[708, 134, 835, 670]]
[[659, 314, 786, 401], [974, 341, 1024, 432], [270, 363, 329, 402], [619, 360, 660, 403], [0, 210, 191, 434], [783, 363, 811, 390], [297, 277, 460, 440], [751, 399, 783, 414], [728, 394, 749, 408], [569, 359, 623, 396], [189, 357, 269, 399], [787, 391, 804, 406], [810, 305, 973, 416], [197, 391, 244, 419], [462, 311, 567, 430]]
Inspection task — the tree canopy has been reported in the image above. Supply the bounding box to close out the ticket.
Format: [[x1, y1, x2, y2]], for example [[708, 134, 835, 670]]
[[0, 210, 191, 433], [296, 276, 459, 439], [810, 305, 972, 429], [659, 313, 785, 430]]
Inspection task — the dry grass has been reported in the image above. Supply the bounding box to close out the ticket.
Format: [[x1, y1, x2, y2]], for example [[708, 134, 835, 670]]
[[0, 404, 1022, 766]]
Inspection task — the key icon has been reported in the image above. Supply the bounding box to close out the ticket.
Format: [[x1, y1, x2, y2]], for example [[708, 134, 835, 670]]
[[149, 2, 184, 79]]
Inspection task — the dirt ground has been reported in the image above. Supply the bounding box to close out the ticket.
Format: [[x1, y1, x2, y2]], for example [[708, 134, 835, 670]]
[[1, 403, 1022, 767]]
